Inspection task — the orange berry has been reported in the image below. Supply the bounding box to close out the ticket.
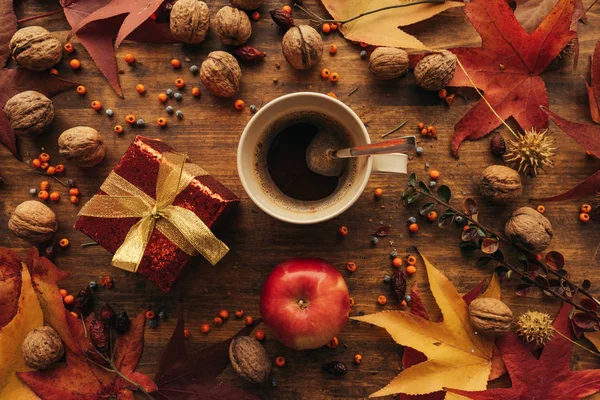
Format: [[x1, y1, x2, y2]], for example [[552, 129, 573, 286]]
[[579, 213, 590, 222], [245, 316, 253, 325], [255, 330, 265, 341], [69, 59, 81, 69], [281, 5, 292, 13], [400, 300, 408, 307], [427, 126, 434, 133], [32, 158, 42, 168], [463, 225, 470, 232], [429, 170, 440, 180], [157, 117, 167, 127], [49, 68, 58, 76], [91, 101, 102, 110], [75, 85, 86, 95], [374, 188, 383, 198], [421, 128, 428, 136], [114, 125, 123, 134], [329, 72, 339, 82], [218, 309, 229, 320], [359, 41, 368, 48], [535, 253, 543, 262], [234, 99, 245, 110], [329, 44, 337, 54], [330, 23, 338, 31], [46, 166, 56, 175], [158, 93, 168, 103], [38, 190, 49, 200], [321, 68, 330, 79], [124, 53, 135, 64], [251, 11, 260, 21], [69, 188, 79, 196], [275, 356, 286, 367], [409, 223, 419, 233], [327, 337, 339, 348], [135, 84, 146, 94], [377, 295, 387, 305], [417, 122, 425, 130], [392, 257, 403, 268], [171, 59, 181, 68], [327, 92, 337, 98], [49, 192, 60, 201], [427, 211, 438, 221], [70, 195, 79, 204], [59, 289, 68, 298], [445, 93, 455, 106], [125, 114, 136, 125], [235, 309, 244, 318], [407, 255, 417, 266], [581, 204, 592, 213], [191, 87, 201, 97], [338, 225, 348, 236], [536, 205, 545, 214], [213, 316, 223, 326], [438, 89, 447, 99], [175, 77, 185, 88], [40, 162, 49, 170], [40, 180, 50, 191], [39, 153, 50, 162], [56, 238, 68, 250], [64, 42, 74, 53], [346, 261, 357, 272], [200, 323, 210, 333], [183, 328, 190, 339], [145, 310, 156, 319], [70, 311, 78, 318], [406, 265, 417, 275], [63, 294, 75, 305], [55, 164, 64, 173], [353, 354, 362, 364]]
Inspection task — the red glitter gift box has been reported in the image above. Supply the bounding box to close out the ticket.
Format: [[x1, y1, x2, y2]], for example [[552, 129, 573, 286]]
[[75, 136, 239, 291]]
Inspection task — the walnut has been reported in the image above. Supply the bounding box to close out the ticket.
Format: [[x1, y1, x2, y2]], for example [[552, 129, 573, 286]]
[[230, 0, 264, 10], [170, 0, 210, 44], [22, 326, 64, 370], [58, 126, 106, 167], [468, 298, 513, 334], [282, 25, 323, 70], [8, 200, 57, 245], [214, 6, 252, 46], [229, 336, 271, 384], [368, 47, 409, 80], [414, 50, 457, 91], [9, 26, 62, 71], [3, 91, 54, 137], [479, 165, 522, 203], [505, 207, 553, 253], [200, 51, 242, 97]]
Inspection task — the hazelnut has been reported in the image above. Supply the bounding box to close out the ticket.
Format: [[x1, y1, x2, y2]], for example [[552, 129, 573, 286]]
[[22, 326, 64, 370], [200, 51, 242, 97], [230, 0, 264, 10], [58, 126, 106, 167], [368, 47, 409, 80], [468, 298, 513, 334], [170, 0, 210, 44], [414, 50, 457, 91], [479, 165, 522, 203], [9, 26, 62, 71], [3, 91, 54, 137], [229, 336, 271, 384], [8, 200, 58, 245], [505, 207, 553, 253], [214, 6, 252, 46], [282, 25, 323, 70]]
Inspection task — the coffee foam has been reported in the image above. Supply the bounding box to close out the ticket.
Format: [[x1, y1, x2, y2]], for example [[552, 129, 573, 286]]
[[253, 111, 358, 214]]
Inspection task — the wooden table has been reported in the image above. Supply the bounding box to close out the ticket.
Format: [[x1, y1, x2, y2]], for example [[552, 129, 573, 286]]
[[3, 1, 600, 398]]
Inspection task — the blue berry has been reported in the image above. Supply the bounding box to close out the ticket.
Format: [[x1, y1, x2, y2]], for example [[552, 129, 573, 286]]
[[66, 179, 75, 188], [360, 50, 367, 59], [29, 188, 37, 195], [249, 104, 257, 113], [408, 216, 417, 224], [148, 319, 158, 328], [166, 88, 174, 98], [165, 105, 174, 114], [455, 216, 465, 226], [429, 181, 437, 188], [271, 378, 278, 387], [404, 294, 411, 303], [425, 162, 430, 168], [105, 109, 114, 117], [390, 250, 398, 258], [175, 110, 183, 119], [89, 281, 97, 289], [383, 275, 391, 284], [136, 119, 145, 127], [371, 237, 379, 245], [174, 92, 183, 101], [158, 311, 167, 320], [416, 147, 424, 156], [189, 65, 199, 74]]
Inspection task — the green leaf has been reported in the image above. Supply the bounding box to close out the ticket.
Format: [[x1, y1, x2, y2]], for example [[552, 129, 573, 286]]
[[481, 238, 500, 254], [476, 227, 487, 237], [461, 228, 479, 242], [418, 181, 430, 195], [438, 211, 455, 228], [419, 203, 436, 216], [477, 256, 494, 268], [437, 185, 451, 203], [407, 192, 420, 204], [463, 198, 477, 216], [409, 173, 416, 187], [402, 187, 415, 200], [459, 241, 478, 256]]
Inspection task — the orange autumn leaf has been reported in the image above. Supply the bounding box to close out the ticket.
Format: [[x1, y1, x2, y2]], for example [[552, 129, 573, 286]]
[[353, 251, 500, 397]]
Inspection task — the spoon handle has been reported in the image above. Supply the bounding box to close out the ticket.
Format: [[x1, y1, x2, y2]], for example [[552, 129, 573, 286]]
[[334, 136, 417, 158]]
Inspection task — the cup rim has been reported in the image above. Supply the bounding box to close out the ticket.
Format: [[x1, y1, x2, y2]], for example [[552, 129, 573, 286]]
[[237, 92, 372, 225]]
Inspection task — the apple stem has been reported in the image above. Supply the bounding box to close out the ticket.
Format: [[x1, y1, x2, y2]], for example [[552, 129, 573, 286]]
[[298, 299, 308, 310]]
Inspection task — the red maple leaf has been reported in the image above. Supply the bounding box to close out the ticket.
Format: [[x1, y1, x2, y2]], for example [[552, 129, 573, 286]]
[[0, 0, 17, 68], [584, 41, 600, 123], [449, 0, 577, 156], [448, 303, 600, 399]]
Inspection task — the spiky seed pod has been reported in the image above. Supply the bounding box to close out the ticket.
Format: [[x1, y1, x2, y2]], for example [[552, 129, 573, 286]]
[[504, 128, 556, 176], [558, 37, 578, 60], [515, 311, 554, 347]]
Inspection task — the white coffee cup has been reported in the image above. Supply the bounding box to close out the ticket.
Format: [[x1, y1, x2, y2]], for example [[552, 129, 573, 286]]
[[237, 92, 408, 224]]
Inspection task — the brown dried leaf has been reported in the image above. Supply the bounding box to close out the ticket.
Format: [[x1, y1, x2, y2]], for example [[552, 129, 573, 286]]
[[0, 0, 17, 68]]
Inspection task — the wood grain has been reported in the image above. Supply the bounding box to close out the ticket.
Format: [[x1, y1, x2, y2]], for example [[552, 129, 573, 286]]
[[2, 1, 599, 399]]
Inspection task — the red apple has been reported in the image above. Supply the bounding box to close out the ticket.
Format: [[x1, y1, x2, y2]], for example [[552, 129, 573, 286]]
[[260, 257, 350, 350]]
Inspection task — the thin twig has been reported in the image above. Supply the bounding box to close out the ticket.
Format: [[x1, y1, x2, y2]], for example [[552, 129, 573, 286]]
[[381, 120, 408, 138], [585, 0, 599, 15], [348, 86, 359, 97], [90, 349, 155, 399], [30, 169, 69, 187], [555, 330, 600, 357], [81, 242, 99, 248], [17, 8, 64, 24]]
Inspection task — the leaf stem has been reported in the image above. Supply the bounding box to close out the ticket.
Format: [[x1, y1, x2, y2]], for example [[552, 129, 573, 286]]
[[17, 8, 65, 24], [89, 349, 155, 399], [555, 329, 600, 357]]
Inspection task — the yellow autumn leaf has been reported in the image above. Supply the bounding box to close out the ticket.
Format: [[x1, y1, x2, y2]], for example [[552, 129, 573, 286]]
[[320, 0, 464, 50], [352, 251, 499, 397], [0, 263, 43, 400], [585, 331, 600, 353]]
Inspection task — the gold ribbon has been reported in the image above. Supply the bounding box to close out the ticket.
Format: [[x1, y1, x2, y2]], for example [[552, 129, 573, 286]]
[[78, 152, 229, 272]]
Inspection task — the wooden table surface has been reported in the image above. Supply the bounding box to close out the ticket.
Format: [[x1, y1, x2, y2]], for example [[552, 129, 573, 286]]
[[3, 1, 600, 399]]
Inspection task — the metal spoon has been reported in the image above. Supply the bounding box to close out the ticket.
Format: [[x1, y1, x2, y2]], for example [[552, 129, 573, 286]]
[[306, 135, 417, 177]]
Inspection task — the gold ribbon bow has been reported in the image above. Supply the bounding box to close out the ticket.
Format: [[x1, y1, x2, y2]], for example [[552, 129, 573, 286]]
[[78, 152, 229, 272]]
